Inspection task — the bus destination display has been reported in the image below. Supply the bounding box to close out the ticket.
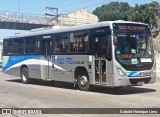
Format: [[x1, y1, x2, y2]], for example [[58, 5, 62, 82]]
[[113, 23, 149, 32]]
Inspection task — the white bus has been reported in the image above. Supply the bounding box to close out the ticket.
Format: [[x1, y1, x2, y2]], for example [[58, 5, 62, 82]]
[[0, 42, 2, 67], [2, 21, 156, 91]]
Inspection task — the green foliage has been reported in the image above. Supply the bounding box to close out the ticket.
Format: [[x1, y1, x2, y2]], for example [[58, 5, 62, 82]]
[[129, 1, 159, 28], [93, 2, 132, 21], [93, 1, 160, 29]]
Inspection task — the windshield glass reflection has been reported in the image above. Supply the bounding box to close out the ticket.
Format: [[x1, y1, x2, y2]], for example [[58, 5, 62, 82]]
[[114, 33, 154, 65]]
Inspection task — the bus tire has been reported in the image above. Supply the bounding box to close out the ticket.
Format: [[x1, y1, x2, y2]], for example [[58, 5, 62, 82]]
[[77, 70, 90, 91], [21, 68, 30, 84]]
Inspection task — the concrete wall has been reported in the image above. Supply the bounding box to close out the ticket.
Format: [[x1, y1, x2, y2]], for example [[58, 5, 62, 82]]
[[59, 8, 99, 25], [156, 53, 160, 74]]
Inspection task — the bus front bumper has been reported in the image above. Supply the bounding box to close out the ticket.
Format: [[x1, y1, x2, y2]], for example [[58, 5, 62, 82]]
[[112, 74, 156, 87]]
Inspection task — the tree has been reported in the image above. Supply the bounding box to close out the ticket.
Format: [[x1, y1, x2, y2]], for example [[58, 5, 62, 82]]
[[129, 1, 160, 29], [93, 1, 160, 30], [93, 2, 132, 21]]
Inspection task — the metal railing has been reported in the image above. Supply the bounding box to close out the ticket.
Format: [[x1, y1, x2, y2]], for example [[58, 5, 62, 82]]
[[0, 11, 98, 26], [58, 16, 98, 26], [0, 11, 53, 25]]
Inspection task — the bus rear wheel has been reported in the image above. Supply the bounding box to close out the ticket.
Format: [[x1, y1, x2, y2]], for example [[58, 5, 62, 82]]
[[21, 68, 30, 84], [77, 70, 90, 91]]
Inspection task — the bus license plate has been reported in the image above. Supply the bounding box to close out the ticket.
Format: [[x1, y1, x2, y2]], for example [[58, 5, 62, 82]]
[[137, 81, 145, 85]]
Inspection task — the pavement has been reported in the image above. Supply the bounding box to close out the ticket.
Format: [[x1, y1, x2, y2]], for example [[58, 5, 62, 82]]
[[0, 68, 160, 117], [157, 69, 160, 77]]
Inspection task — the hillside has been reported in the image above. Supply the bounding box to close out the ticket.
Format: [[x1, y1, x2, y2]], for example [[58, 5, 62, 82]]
[[153, 32, 160, 54]]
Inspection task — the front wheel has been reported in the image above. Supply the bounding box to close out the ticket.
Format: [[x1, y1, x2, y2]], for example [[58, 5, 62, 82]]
[[77, 70, 90, 91], [21, 68, 30, 84]]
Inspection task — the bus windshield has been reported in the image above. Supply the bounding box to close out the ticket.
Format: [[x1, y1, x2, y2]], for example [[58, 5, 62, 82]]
[[114, 32, 154, 66]]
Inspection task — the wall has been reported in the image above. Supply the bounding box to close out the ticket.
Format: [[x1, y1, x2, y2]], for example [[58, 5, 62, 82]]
[[58, 8, 99, 25]]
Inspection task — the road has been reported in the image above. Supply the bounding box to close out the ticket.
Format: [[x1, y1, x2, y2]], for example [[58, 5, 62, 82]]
[[0, 70, 160, 117]]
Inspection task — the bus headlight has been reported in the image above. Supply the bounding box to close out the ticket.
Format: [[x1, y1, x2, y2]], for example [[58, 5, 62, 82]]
[[116, 68, 126, 76]]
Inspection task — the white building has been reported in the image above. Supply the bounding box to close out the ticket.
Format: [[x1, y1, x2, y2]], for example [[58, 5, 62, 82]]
[[58, 8, 99, 26]]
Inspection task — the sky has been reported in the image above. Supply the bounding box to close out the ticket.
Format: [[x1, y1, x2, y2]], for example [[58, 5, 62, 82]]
[[0, 0, 158, 41]]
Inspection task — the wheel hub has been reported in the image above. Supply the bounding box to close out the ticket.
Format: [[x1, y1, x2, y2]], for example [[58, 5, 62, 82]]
[[80, 76, 88, 86], [22, 72, 27, 81]]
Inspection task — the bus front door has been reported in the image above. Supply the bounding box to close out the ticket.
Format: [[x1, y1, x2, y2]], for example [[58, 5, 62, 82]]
[[94, 35, 107, 84], [41, 39, 52, 80]]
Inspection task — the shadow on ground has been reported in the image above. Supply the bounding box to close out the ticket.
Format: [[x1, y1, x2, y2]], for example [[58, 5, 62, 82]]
[[6, 79, 156, 95]]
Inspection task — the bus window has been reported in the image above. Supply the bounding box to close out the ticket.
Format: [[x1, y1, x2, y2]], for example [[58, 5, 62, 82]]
[[3, 39, 13, 55], [69, 31, 88, 53], [13, 38, 24, 55], [54, 33, 69, 54], [30, 37, 39, 54], [24, 37, 38, 54]]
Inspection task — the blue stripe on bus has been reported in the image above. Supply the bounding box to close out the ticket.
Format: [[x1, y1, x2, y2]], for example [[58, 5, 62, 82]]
[[2, 55, 43, 71], [127, 71, 139, 77], [120, 67, 139, 77]]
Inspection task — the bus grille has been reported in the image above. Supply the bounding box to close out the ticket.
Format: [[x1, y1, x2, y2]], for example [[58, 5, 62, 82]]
[[129, 78, 151, 84]]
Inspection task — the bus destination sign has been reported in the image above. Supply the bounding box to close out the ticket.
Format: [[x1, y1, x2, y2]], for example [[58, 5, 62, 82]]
[[118, 25, 145, 31], [113, 23, 149, 32]]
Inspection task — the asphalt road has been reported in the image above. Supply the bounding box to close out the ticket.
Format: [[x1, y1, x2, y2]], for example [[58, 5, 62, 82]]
[[0, 69, 160, 117]]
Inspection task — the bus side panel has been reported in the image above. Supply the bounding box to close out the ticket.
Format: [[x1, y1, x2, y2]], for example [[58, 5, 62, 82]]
[[52, 55, 92, 83], [28, 65, 41, 79], [3, 67, 21, 77], [2, 55, 42, 78], [52, 55, 74, 82]]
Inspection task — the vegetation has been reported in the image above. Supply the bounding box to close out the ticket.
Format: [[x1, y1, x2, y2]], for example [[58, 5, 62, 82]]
[[93, 1, 160, 29]]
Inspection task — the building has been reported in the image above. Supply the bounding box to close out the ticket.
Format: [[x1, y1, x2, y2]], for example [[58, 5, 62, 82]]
[[58, 8, 99, 26]]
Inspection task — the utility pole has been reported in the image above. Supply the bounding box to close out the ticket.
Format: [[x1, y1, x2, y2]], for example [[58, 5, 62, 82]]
[[45, 7, 59, 24], [19, 0, 21, 13]]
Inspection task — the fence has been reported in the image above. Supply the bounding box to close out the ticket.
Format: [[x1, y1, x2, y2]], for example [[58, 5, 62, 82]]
[[0, 11, 98, 26]]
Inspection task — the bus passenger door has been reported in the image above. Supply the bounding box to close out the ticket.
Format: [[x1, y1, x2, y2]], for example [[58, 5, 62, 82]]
[[41, 39, 53, 80], [94, 35, 107, 84]]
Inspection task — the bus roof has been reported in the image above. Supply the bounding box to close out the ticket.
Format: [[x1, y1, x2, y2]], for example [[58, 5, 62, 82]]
[[5, 20, 148, 39]]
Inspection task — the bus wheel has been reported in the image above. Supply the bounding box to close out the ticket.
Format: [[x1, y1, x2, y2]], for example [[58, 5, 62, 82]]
[[77, 70, 90, 91], [21, 68, 30, 84]]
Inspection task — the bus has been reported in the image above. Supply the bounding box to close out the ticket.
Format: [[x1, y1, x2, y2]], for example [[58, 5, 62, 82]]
[[0, 42, 2, 67], [2, 21, 156, 91]]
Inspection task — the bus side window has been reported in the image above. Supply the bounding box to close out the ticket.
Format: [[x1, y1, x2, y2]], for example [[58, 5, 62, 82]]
[[3, 39, 13, 55], [24, 36, 39, 55], [54, 33, 69, 54], [30, 37, 37, 54], [94, 37, 99, 57], [70, 42, 75, 52], [13, 38, 24, 55], [54, 35, 61, 53], [69, 31, 88, 53], [35, 37, 40, 54]]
